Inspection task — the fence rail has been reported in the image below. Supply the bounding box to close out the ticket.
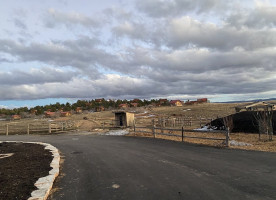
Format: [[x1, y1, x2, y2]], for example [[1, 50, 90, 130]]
[[156, 117, 214, 128], [0, 121, 76, 135], [134, 123, 230, 147]]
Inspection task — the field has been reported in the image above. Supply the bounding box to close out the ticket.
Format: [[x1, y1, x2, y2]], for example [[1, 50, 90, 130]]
[[0, 102, 275, 152]]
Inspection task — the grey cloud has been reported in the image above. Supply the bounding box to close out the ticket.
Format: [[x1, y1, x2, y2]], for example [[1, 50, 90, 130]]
[[0, 63, 275, 101], [45, 8, 101, 29], [167, 17, 276, 50], [0, 57, 11, 63], [112, 22, 151, 42], [111, 15, 276, 51], [103, 7, 133, 22], [0, 67, 76, 86], [0, 33, 276, 101], [227, 5, 276, 29], [107, 47, 276, 76], [136, 0, 231, 18], [0, 75, 158, 100], [0, 38, 115, 79], [13, 18, 27, 30]]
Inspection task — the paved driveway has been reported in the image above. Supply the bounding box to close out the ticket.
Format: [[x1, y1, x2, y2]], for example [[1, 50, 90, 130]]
[[1, 133, 276, 200]]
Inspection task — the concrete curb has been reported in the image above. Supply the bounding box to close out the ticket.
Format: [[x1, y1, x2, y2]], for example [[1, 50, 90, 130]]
[[0, 141, 60, 200]]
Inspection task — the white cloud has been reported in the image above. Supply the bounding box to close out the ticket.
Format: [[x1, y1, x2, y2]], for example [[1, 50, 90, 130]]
[[0, 0, 276, 103]]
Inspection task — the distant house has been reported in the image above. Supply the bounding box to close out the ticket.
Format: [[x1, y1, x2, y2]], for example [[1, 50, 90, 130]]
[[45, 112, 56, 118], [170, 100, 183, 107], [185, 98, 208, 105], [159, 99, 168, 105], [95, 106, 105, 112], [185, 100, 197, 105], [30, 109, 37, 115], [95, 99, 104, 103], [130, 103, 138, 107], [60, 111, 72, 117], [197, 98, 208, 103], [119, 104, 129, 109], [76, 107, 82, 114], [11, 115, 21, 120], [132, 99, 140, 103]]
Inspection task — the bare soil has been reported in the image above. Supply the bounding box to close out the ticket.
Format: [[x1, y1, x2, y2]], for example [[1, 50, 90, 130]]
[[0, 142, 52, 200], [1, 103, 275, 152]]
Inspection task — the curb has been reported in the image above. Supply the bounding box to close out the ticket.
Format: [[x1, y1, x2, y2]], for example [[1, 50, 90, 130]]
[[0, 141, 60, 200]]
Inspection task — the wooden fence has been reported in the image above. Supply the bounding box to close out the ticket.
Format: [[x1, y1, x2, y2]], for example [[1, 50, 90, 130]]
[[0, 121, 76, 135], [133, 122, 230, 147], [156, 117, 214, 128]]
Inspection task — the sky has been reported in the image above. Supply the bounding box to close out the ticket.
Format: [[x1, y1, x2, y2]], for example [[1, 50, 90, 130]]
[[1, 0, 276, 108]]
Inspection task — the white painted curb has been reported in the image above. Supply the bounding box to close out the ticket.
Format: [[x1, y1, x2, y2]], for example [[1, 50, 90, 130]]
[[0, 141, 60, 200]]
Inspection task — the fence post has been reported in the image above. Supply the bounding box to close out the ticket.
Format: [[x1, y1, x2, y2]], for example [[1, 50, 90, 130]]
[[200, 117, 202, 128], [6, 124, 9, 136], [49, 123, 52, 134], [27, 124, 30, 135], [152, 119, 155, 138], [133, 121, 136, 136], [182, 126, 184, 142], [61, 122, 64, 131], [226, 127, 230, 147]]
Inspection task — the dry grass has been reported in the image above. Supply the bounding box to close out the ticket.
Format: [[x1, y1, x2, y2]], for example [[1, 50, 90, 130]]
[[1, 103, 275, 152], [229, 133, 276, 152], [134, 103, 242, 129], [128, 128, 276, 152]]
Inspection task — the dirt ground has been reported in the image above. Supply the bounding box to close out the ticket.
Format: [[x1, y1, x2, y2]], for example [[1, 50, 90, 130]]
[[1, 103, 275, 152], [0, 142, 52, 200], [0, 103, 240, 133]]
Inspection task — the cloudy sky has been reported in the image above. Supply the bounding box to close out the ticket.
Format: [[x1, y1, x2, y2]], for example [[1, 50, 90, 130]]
[[1, 0, 276, 107]]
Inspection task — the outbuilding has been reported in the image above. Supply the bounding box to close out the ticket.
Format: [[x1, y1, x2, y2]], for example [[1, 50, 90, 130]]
[[114, 111, 134, 127]]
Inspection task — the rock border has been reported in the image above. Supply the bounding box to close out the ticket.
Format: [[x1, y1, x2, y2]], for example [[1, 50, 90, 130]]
[[0, 141, 60, 200]]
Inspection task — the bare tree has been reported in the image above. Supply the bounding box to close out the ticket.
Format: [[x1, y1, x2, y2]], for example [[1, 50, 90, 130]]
[[253, 108, 273, 141], [222, 114, 234, 133]]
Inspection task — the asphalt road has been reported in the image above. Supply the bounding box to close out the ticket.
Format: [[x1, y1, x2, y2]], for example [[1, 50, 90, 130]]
[[1, 133, 276, 200]]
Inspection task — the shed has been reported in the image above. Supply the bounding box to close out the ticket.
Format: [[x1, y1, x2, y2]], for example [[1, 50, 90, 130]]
[[114, 111, 134, 127]]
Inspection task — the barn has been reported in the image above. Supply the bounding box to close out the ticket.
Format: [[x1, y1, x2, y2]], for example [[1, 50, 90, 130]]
[[211, 111, 276, 134]]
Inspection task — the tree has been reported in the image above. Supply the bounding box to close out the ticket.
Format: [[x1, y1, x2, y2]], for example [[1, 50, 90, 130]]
[[253, 109, 273, 141], [222, 114, 234, 133]]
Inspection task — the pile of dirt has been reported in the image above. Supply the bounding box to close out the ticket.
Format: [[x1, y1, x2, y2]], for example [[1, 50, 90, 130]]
[[0, 142, 52, 200]]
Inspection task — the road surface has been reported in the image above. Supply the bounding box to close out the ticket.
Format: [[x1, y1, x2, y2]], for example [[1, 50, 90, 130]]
[[1, 133, 276, 200]]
